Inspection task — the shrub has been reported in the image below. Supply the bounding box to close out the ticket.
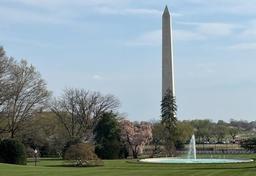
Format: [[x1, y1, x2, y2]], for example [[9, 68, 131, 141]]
[[241, 138, 256, 152], [119, 143, 129, 159], [62, 138, 81, 156], [64, 143, 102, 167], [0, 139, 27, 165]]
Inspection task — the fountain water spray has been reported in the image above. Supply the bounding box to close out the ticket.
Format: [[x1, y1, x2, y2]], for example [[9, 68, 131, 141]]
[[187, 134, 196, 160]]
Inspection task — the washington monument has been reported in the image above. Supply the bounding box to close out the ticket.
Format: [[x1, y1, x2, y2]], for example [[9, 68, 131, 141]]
[[162, 6, 175, 98]]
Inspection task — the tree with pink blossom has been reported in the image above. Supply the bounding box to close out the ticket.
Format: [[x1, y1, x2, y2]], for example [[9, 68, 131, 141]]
[[120, 120, 152, 158]]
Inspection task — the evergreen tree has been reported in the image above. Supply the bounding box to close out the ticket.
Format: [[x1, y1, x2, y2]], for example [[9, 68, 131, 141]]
[[93, 112, 121, 159], [161, 89, 177, 156]]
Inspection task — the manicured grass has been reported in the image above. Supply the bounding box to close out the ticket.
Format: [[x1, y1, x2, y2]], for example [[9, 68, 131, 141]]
[[0, 154, 256, 176]]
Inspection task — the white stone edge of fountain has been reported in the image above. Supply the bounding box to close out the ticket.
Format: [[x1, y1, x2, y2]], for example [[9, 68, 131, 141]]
[[139, 157, 254, 164]]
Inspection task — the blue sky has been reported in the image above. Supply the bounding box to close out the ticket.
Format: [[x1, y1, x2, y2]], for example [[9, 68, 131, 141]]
[[1, 0, 256, 122]]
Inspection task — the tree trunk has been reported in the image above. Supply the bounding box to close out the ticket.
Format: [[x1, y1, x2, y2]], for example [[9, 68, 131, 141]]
[[10, 130, 15, 138], [132, 152, 138, 159], [132, 147, 138, 159]]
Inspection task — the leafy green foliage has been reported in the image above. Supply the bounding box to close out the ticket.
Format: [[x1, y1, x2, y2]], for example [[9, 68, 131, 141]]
[[0, 139, 26, 165], [151, 122, 165, 156], [190, 119, 213, 143], [175, 122, 193, 149], [213, 124, 228, 143], [241, 138, 256, 152], [229, 127, 239, 140], [151, 121, 193, 155], [94, 112, 122, 159], [119, 143, 129, 159]]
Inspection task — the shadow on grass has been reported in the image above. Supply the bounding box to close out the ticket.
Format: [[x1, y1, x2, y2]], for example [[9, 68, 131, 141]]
[[45, 164, 104, 168]]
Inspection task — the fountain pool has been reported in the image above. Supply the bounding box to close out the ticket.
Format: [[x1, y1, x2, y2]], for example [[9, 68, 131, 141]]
[[140, 134, 253, 164]]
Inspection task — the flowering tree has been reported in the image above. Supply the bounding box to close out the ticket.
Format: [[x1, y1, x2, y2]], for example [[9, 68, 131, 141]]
[[120, 120, 152, 158]]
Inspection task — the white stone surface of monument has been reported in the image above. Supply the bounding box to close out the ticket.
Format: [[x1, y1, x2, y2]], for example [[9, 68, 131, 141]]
[[162, 6, 175, 98]]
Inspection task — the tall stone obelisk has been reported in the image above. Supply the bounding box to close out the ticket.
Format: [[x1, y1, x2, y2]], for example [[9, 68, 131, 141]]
[[162, 5, 175, 98]]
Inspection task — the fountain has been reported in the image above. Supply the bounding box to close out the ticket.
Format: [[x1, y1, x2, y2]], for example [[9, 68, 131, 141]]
[[140, 134, 253, 164], [187, 134, 196, 160]]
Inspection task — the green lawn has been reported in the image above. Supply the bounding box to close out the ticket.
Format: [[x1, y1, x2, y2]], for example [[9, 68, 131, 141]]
[[0, 154, 256, 176]]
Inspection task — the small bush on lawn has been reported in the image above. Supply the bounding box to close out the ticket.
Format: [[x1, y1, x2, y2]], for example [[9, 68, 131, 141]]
[[62, 138, 81, 156], [64, 143, 103, 167], [0, 139, 27, 165]]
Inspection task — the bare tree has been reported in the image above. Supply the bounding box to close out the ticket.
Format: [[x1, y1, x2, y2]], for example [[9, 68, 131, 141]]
[[0, 47, 14, 134], [1, 59, 50, 138], [0, 47, 13, 107], [51, 88, 120, 141]]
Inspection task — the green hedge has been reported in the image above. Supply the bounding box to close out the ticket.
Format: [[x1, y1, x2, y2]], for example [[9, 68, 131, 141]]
[[0, 139, 27, 165]]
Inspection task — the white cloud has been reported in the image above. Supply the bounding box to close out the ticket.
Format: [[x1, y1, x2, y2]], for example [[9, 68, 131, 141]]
[[0, 5, 76, 25], [97, 7, 162, 16], [197, 23, 235, 36], [238, 21, 256, 40], [229, 43, 256, 50], [97, 7, 182, 17], [179, 22, 237, 36], [126, 30, 161, 46], [92, 74, 104, 80], [7, 0, 129, 9], [173, 29, 205, 41], [0, 0, 171, 27], [216, 1, 256, 15], [127, 22, 234, 46], [1, 37, 57, 48], [182, 0, 256, 15], [126, 27, 207, 47]]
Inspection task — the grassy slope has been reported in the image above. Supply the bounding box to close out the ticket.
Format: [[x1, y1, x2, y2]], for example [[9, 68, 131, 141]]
[[0, 154, 256, 176]]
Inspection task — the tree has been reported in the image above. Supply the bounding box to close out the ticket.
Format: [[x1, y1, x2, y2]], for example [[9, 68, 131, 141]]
[[17, 112, 65, 157], [190, 119, 213, 143], [120, 120, 152, 158], [161, 89, 177, 156], [230, 119, 252, 131], [0, 47, 12, 104], [1, 60, 50, 138], [0, 47, 13, 134], [151, 122, 165, 156], [94, 112, 121, 159], [241, 138, 256, 152], [176, 121, 193, 149], [213, 124, 228, 143], [51, 88, 120, 141], [151, 121, 193, 156], [229, 127, 239, 141]]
